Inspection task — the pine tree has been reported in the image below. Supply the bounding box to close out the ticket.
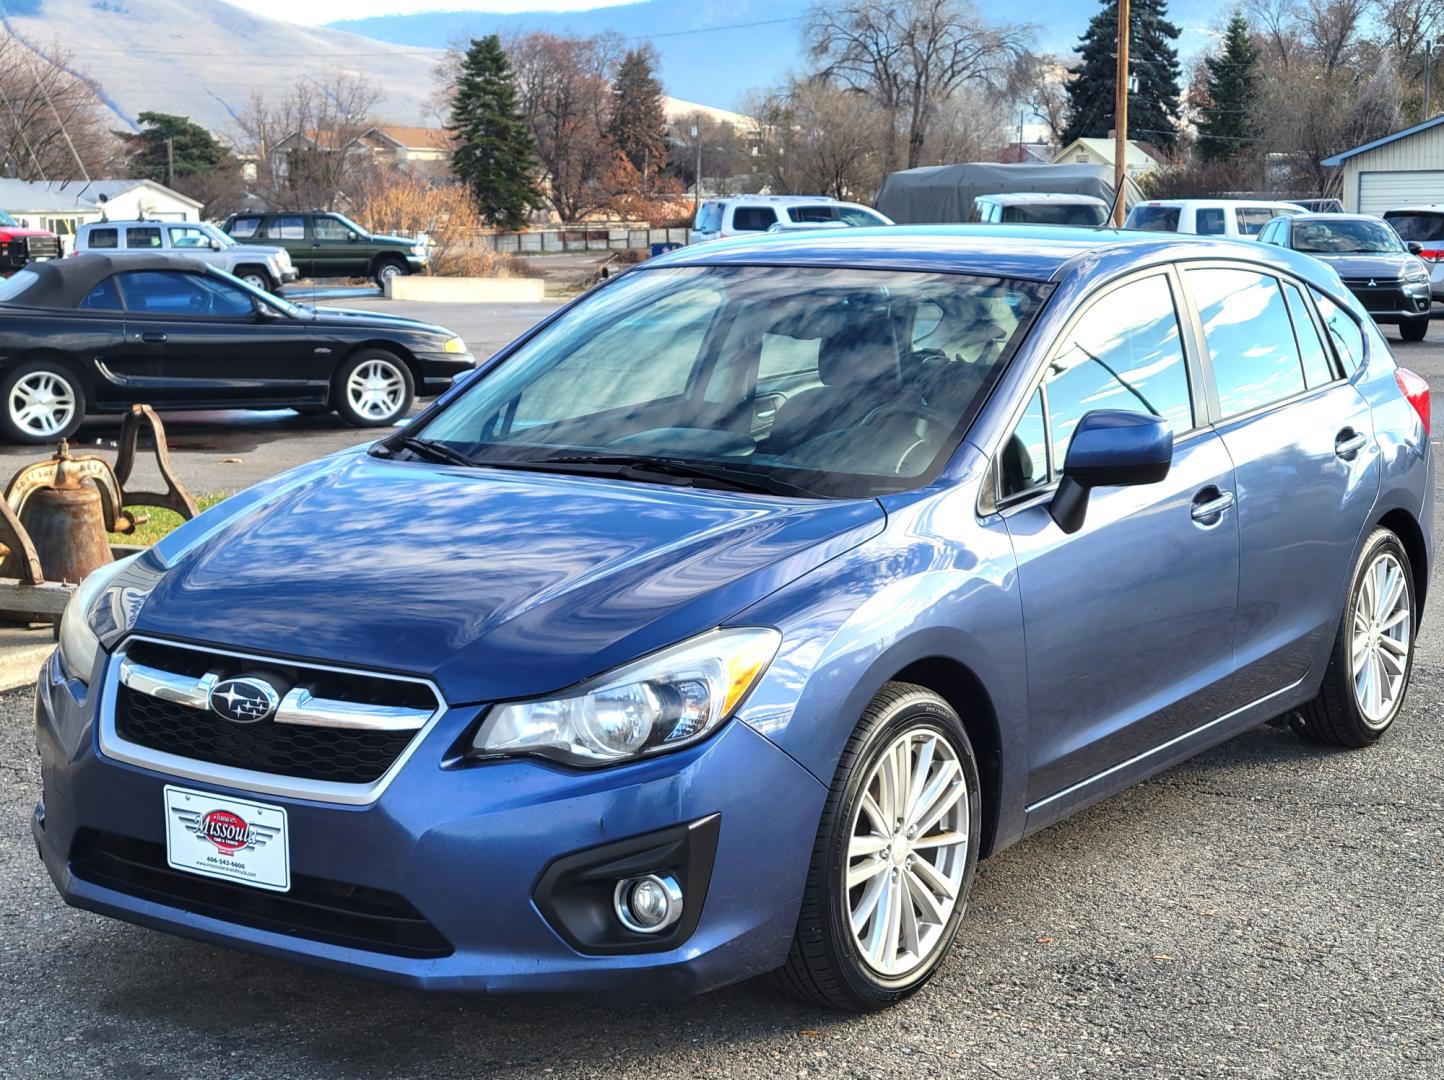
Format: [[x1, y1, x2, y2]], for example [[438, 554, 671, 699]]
[[449, 35, 539, 231], [1196, 10, 1259, 163], [121, 113, 229, 183], [607, 46, 668, 185], [1062, 0, 1183, 153]]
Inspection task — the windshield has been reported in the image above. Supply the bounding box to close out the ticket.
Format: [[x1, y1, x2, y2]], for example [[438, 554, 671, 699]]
[[0, 209, 17, 227], [1003, 203, 1107, 226], [1385, 212, 1444, 243], [1293, 219, 1404, 254], [408, 266, 1049, 498], [0, 269, 38, 302], [1125, 205, 1181, 232]]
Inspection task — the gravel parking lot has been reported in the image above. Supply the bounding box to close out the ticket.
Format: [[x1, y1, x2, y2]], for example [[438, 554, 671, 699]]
[[0, 323, 1441, 1079]]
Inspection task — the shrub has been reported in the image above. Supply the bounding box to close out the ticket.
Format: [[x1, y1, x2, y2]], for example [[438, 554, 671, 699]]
[[352, 173, 524, 277]]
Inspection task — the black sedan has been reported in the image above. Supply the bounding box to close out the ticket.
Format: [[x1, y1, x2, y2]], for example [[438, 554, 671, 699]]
[[0, 254, 476, 443], [1258, 212, 1432, 340]]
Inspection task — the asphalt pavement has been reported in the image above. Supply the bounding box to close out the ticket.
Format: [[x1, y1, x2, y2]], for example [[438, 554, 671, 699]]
[[0, 325, 1442, 1079]]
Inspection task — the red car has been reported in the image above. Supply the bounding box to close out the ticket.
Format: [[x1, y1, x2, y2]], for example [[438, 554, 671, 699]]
[[0, 209, 61, 274]]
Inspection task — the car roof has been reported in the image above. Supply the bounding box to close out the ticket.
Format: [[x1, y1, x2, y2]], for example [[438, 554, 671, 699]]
[[0, 252, 212, 308], [719, 195, 838, 205], [79, 219, 189, 229], [651, 224, 1339, 285], [1134, 198, 1305, 208], [1288, 212, 1382, 223], [1384, 205, 1444, 214], [980, 193, 1107, 205]]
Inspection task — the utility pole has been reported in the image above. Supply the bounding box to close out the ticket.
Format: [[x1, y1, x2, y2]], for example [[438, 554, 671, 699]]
[[166, 136, 174, 187], [1113, 0, 1130, 226], [692, 124, 702, 209], [1425, 41, 1437, 125]]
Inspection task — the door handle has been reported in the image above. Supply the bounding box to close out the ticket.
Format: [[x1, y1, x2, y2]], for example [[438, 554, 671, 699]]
[[1335, 429, 1367, 459], [139, 332, 167, 344], [1191, 488, 1235, 523]]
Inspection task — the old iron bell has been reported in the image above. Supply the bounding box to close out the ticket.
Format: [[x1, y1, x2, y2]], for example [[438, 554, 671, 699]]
[[7, 440, 113, 583]]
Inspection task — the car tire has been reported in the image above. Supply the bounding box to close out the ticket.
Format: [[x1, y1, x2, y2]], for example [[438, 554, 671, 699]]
[[1292, 527, 1416, 748], [774, 682, 982, 1012], [1400, 317, 1429, 342], [235, 266, 275, 292], [0, 358, 85, 444], [374, 258, 408, 289], [332, 349, 414, 427]]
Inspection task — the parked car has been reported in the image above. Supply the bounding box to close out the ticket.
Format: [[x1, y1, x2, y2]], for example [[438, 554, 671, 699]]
[[36, 227, 1430, 1012], [1383, 205, 1444, 301], [968, 192, 1109, 226], [1125, 198, 1307, 238], [0, 209, 61, 273], [0, 254, 473, 442], [75, 219, 297, 293], [1258, 213, 1432, 340], [690, 195, 891, 242], [221, 211, 427, 287]]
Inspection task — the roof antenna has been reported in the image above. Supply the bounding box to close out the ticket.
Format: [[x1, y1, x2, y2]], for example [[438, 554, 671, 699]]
[[1106, 174, 1127, 229]]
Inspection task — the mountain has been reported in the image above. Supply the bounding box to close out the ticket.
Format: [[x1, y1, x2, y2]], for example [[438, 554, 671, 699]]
[[329, 0, 1220, 112], [0, 0, 443, 137]]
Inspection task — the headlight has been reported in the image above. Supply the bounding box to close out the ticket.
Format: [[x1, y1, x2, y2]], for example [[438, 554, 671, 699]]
[[411, 244, 427, 258], [57, 554, 148, 683], [1404, 265, 1431, 284], [472, 627, 780, 767], [442, 336, 467, 354]]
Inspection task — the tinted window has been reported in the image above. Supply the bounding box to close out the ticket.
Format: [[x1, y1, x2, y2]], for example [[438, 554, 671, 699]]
[[1189, 268, 1305, 415], [118, 270, 256, 317], [731, 206, 777, 232], [1283, 283, 1335, 387], [167, 226, 211, 249], [268, 216, 305, 240], [79, 277, 122, 311], [792, 205, 839, 223], [1385, 211, 1444, 243], [87, 227, 117, 250], [1196, 208, 1226, 235], [313, 216, 354, 241], [1045, 274, 1193, 468], [125, 227, 162, 249], [1003, 202, 1107, 226], [1313, 290, 1365, 375], [228, 216, 261, 239], [1234, 208, 1278, 236], [1125, 205, 1181, 231]]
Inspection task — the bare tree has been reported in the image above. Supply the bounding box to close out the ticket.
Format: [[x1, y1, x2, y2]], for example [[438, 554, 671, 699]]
[[807, 0, 1032, 171], [1373, 0, 1444, 57], [0, 34, 117, 181], [667, 111, 748, 195], [750, 80, 890, 199], [1298, 0, 1372, 72], [1017, 53, 1073, 146]]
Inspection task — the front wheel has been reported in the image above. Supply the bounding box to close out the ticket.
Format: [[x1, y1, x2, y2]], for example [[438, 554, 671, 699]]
[[1293, 528, 1416, 747], [332, 350, 414, 427], [0, 359, 85, 443], [774, 683, 981, 1011], [374, 258, 408, 289], [235, 267, 275, 292], [1400, 317, 1429, 342]]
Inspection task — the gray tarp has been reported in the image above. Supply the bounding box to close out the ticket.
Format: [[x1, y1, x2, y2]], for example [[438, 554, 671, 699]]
[[877, 162, 1143, 224]]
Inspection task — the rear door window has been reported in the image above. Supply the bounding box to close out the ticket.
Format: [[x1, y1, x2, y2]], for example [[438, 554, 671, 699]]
[[731, 206, 777, 232], [1125, 205, 1181, 232], [1283, 283, 1335, 387], [86, 227, 117, 250], [1312, 290, 1365, 375], [125, 227, 162, 249], [1196, 208, 1227, 235], [1234, 208, 1276, 236], [267, 216, 306, 240], [1188, 267, 1305, 415]]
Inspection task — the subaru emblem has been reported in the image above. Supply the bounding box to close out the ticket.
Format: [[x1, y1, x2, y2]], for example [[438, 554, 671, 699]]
[[209, 677, 280, 724]]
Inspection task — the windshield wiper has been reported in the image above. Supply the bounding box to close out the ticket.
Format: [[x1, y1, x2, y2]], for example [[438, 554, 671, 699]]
[[393, 436, 479, 467], [537, 453, 824, 499]]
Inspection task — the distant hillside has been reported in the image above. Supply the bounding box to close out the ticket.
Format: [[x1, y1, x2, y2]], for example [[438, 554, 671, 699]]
[[0, 0, 443, 138]]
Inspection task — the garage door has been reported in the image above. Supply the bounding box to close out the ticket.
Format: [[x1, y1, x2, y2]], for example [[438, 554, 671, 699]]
[[1358, 171, 1444, 214]]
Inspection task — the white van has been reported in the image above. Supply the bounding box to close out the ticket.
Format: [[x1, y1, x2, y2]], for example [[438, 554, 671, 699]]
[[690, 196, 891, 242], [1124, 199, 1307, 239], [969, 193, 1110, 226]]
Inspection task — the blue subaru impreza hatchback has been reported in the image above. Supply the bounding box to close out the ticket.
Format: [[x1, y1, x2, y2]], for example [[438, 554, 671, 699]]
[[35, 226, 1432, 1011]]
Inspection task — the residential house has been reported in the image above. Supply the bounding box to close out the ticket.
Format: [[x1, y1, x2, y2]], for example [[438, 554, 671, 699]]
[[0, 178, 201, 251], [1322, 116, 1444, 212], [1052, 137, 1163, 178]]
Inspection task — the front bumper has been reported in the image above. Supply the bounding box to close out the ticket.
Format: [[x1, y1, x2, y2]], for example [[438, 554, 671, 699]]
[[414, 350, 476, 396], [1346, 280, 1431, 322], [404, 255, 428, 273], [33, 648, 824, 998]]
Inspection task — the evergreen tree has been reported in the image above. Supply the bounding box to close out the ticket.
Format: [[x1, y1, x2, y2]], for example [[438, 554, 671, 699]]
[[449, 35, 539, 230], [1062, 0, 1182, 153], [1196, 10, 1259, 163], [120, 112, 229, 183], [607, 46, 668, 184]]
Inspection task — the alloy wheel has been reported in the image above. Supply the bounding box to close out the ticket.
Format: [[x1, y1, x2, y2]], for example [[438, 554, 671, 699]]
[[346, 359, 406, 421], [845, 727, 970, 979], [9, 371, 76, 437], [1351, 550, 1412, 727]]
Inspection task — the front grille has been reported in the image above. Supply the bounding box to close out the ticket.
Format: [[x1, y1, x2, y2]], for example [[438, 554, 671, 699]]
[[1342, 279, 1408, 312], [113, 640, 437, 785], [71, 830, 453, 959], [22, 234, 60, 261]]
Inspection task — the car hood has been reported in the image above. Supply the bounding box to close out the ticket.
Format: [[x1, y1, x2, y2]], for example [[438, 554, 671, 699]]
[[369, 233, 415, 247], [0, 226, 54, 239], [306, 305, 456, 340], [135, 452, 884, 704], [1305, 252, 1413, 279]]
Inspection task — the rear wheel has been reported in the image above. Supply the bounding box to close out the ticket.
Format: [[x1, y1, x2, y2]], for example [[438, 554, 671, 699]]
[[0, 359, 84, 444], [1400, 317, 1429, 342], [1292, 528, 1415, 747], [774, 683, 981, 1011], [332, 350, 413, 427]]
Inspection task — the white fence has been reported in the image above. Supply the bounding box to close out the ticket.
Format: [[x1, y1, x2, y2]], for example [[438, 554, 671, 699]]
[[481, 227, 692, 254]]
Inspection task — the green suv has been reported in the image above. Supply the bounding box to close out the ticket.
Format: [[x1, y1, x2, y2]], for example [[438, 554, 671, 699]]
[[221, 211, 427, 287]]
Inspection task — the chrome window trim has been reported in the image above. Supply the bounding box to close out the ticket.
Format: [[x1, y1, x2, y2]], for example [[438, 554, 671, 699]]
[[96, 634, 449, 806]]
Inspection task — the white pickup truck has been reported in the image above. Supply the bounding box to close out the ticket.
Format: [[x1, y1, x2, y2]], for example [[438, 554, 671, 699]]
[[73, 220, 297, 292]]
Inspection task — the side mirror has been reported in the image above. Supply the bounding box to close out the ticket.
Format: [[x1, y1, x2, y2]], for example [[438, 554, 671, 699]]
[[253, 301, 279, 321], [1407, 240, 1423, 255], [348, 232, 361, 242], [209, 241, 222, 251], [1049, 410, 1173, 534]]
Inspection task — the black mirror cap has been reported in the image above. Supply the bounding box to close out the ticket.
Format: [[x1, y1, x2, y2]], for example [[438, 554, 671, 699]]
[[1049, 410, 1173, 533], [1407, 240, 1424, 255]]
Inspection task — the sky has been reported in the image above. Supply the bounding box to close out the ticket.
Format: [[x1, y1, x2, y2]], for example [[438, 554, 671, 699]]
[[238, 0, 639, 23]]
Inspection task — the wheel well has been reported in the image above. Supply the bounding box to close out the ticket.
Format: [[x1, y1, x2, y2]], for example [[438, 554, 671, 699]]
[[891, 657, 1002, 859], [1378, 507, 1429, 615], [17, 349, 93, 407], [232, 263, 271, 284], [371, 253, 406, 272]]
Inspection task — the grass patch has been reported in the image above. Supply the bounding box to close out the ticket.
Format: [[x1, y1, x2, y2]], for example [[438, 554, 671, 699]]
[[108, 492, 228, 546]]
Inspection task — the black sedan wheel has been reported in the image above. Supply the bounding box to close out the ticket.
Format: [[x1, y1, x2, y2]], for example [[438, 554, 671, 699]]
[[333, 350, 414, 427], [1, 359, 85, 444]]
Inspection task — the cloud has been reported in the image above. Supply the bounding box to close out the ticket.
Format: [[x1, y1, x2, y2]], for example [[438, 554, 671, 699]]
[[235, 0, 646, 24]]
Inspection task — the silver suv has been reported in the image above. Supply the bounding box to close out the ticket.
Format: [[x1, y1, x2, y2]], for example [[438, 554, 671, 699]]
[[74, 220, 297, 292]]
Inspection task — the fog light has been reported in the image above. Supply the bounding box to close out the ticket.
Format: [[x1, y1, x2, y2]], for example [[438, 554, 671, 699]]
[[613, 873, 683, 934]]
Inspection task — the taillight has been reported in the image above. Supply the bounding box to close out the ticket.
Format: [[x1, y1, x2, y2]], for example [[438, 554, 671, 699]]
[[1395, 367, 1431, 434], [1418, 248, 1444, 263]]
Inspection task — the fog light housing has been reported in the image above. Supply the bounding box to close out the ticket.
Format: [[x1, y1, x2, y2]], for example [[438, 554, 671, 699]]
[[614, 873, 683, 934]]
